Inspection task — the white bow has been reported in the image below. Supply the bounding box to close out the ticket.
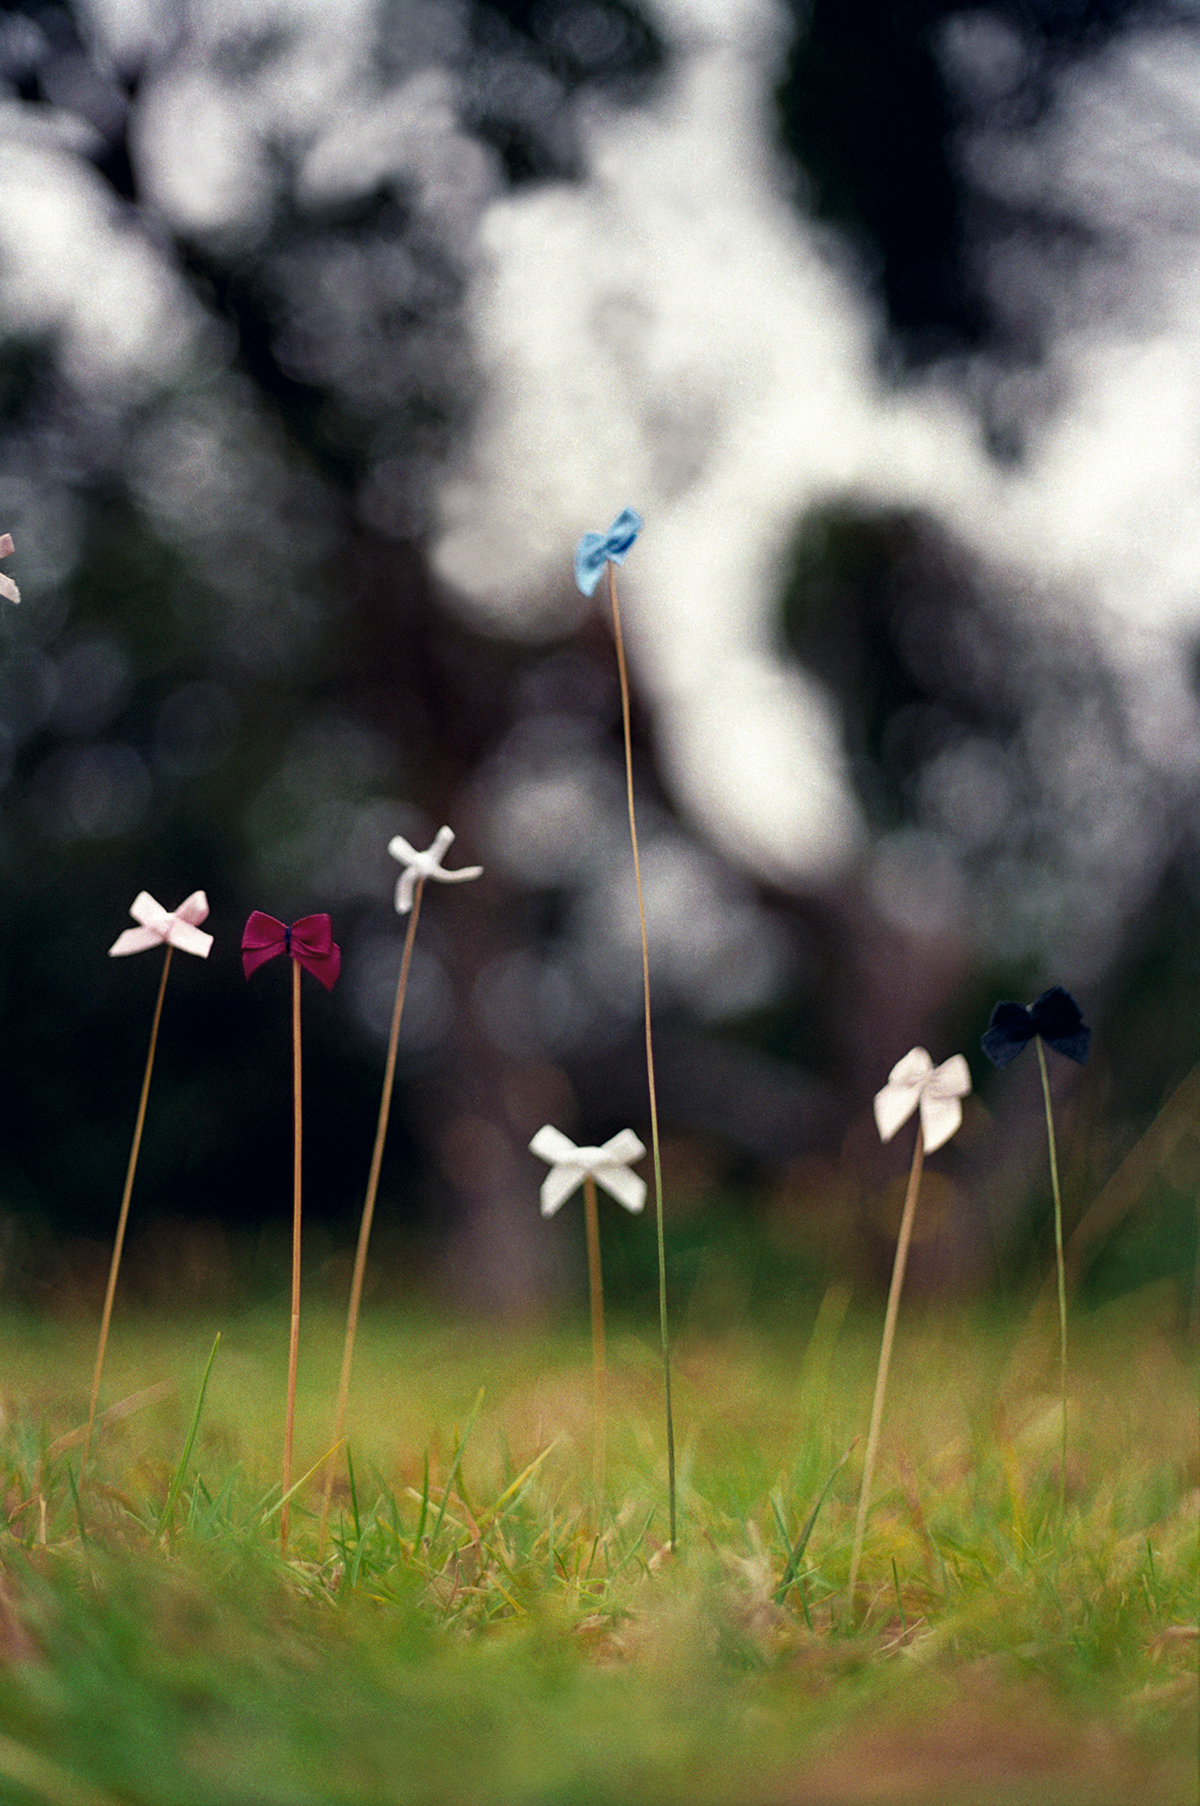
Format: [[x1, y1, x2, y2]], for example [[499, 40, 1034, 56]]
[[529, 1125, 647, 1217], [873, 1048, 971, 1154], [109, 891, 213, 959], [388, 825, 483, 914]]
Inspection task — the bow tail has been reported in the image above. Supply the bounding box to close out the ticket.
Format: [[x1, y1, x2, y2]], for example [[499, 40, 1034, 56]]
[[242, 941, 283, 980], [873, 1085, 918, 1144], [540, 1166, 584, 1218], [171, 921, 214, 957], [595, 1166, 646, 1214], [919, 1091, 963, 1155]]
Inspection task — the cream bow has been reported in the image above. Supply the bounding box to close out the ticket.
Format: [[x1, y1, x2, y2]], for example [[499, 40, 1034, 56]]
[[873, 1048, 971, 1154]]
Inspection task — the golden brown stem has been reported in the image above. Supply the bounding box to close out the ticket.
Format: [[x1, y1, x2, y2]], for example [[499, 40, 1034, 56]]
[[608, 560, 675, 1548], [282, 956, 302, 1556], [583, 1173, 607, 1499], [848, 1121, 925, 1614], [84, 943, 174, 1473], [318, 878, 425, 1553]]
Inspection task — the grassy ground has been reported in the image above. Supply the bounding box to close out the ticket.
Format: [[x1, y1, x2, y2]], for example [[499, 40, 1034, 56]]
[[0, 1286, 1193, 1806]]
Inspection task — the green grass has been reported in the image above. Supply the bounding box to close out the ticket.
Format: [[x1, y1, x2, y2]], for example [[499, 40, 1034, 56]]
[[0, 1289, 1193, 1805]]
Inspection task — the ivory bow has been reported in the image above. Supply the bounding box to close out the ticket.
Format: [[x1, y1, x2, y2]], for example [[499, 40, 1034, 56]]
[[573, 508, 643, 598], [109, 891, 213, 959], [873, 1048, 971, 1155], [241, 912, 341, 991], [529, 1125, 647, 1217]]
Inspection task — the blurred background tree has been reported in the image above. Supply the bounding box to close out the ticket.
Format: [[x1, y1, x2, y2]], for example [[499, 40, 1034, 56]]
[[0, 0, 1195, 1319]]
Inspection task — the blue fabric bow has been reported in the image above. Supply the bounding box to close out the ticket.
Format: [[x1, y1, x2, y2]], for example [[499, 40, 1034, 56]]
[[574, 508, 643, 597], [981, 985, 1090, 1068]]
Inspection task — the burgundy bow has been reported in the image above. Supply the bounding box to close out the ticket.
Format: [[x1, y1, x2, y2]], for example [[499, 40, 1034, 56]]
[[241, 912, 341, 991]]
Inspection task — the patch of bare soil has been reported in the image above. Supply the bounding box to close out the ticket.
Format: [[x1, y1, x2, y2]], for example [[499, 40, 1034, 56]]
[[765, 1685, 1198, 1805]]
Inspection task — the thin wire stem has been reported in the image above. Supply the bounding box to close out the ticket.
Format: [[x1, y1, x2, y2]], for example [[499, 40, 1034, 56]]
[[282, 957, 302, 1556], [318, 879, 425, 1553], [848, 1121, 925, 1615], [84, 944, 174, 1473], [583, 1173, 607, 1501], [608, 560, 675, 1549], [1036, 1036, 1068, 1519]]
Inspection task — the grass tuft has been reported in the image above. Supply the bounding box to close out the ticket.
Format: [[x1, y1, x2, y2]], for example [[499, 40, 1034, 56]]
[[0, 1300, 1192, 1804]]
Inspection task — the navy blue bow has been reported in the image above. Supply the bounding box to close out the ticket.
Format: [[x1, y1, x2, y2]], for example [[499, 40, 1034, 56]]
[[982, 985, 1090, 1068]]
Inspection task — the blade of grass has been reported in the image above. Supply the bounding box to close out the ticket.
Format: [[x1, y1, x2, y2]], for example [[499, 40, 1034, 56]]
[[415, 1447, 430, 1547], [193, 1469, 241, 1536], [65, 1460, 88, 1548], [1144, 1537, 1163, 1626], [259, 1444, 345, 1539], [892, 1556, 907, 1636], [346, 1442, 361, 1545], [474, 1438, 561, 1532], [427, 1388, 485, 1551], [774, 1439, 856, 1606], [156, 1332, 220, 1540], [346, 1501, 381, 1588]]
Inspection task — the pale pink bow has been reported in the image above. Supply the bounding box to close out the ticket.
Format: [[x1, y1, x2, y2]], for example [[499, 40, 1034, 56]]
[[109, 891, 213, 959], [873, 1048, 971, 1154], [0, 533, 18, 605]]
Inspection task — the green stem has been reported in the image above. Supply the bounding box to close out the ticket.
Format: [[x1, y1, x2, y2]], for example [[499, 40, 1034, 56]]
[[1036, 1036, 1068, 1519], [608, 560, 675, 1549]]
